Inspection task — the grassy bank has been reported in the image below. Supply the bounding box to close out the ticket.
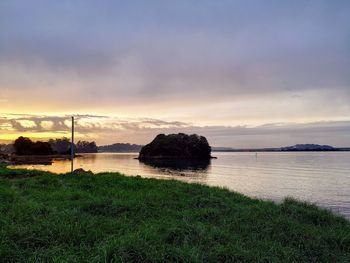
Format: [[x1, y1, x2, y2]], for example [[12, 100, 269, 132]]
[[0, 166, 349, 262]]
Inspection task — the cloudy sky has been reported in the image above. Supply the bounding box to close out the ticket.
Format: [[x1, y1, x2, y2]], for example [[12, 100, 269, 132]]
[[0, 0, 349, 147]]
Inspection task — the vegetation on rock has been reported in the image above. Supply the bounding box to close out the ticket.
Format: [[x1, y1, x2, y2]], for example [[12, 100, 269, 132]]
[[139, 133, 212, 160]]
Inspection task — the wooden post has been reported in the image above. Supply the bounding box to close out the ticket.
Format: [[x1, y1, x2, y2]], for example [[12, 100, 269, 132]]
[[71, 116, 74, 173]]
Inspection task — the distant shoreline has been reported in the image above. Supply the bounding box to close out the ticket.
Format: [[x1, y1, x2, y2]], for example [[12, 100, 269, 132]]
[[2, 147, 350, 166], [212, 148, 350, 152], [0, 154, 77, 165], [212, 144, 350, 152]]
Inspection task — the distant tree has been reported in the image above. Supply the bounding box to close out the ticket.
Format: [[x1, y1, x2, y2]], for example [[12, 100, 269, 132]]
[[31, 141, 53, 155], [0, 144, 5, 153], [98, 143, 143, 153], [13, 136, 53, 155], [0, 144, 4, 154], [76, 141, 98, 153], [49, 137, 71, 154], [0, 144, 14, 154], [4, 144, 14, 154], [13, 137, 33, 155]]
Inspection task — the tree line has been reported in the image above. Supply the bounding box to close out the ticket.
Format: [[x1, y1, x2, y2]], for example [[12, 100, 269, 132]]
[[1, 137, 98, 155]]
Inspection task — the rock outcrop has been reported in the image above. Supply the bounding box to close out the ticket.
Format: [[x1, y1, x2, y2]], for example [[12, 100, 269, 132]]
[[138, 133, 212, 160]]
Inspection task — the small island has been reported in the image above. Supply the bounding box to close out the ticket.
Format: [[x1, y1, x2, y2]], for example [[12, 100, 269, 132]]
[[138, 133, 213, 160]]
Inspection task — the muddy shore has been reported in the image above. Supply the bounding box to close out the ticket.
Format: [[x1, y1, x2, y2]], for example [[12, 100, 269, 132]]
[[0, 154, 73, 165]]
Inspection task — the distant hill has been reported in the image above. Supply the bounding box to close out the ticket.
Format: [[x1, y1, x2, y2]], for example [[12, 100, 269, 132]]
[[212, 144, 350, 152], [280, 144, 335, 151], [98, 143, 143, 153]]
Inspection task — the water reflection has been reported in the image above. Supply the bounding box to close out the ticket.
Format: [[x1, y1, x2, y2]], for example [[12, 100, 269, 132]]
[[139, 158, 211, 171]]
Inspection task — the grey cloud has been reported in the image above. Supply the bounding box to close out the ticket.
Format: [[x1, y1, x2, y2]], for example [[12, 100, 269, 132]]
[[0, 0, 349, 102], [0, 114, 190, 133], [1, 114, 350, 148], [1, 114, 108, 132], [118, 121, 350, 148]]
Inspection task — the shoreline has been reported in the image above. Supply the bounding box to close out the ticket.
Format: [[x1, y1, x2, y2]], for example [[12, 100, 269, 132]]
[[6, 152, 350, 221], [0, 154, 80, 165], [3, 165, 349, 220]]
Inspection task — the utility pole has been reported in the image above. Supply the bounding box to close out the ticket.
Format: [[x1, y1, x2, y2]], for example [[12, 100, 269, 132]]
[[71, 116, 74, 173]]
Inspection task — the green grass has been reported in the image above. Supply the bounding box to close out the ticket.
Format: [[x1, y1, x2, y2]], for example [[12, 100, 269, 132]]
[[0, 166, 349, 262]]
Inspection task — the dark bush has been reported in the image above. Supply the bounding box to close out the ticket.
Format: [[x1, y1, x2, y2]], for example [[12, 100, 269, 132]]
[[13, 137, 34, 155], [13, 136, 53, 155], [31, 141, 53, 155], [48, 137, 71, 154], [76, 141, 98, 153]]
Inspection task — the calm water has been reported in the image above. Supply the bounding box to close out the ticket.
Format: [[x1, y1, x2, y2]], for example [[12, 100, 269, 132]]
[[11, 152, 350, 219]]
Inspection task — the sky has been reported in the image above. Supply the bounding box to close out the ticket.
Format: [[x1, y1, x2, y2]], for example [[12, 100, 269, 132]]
[[0, 0, 349, 147]]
